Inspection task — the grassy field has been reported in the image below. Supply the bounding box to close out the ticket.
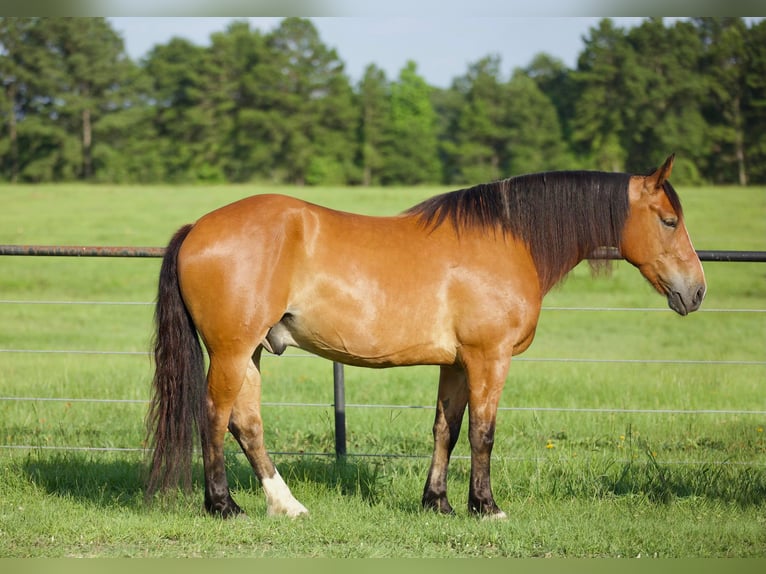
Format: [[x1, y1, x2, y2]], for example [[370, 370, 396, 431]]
[[0, 182, 764, 557]]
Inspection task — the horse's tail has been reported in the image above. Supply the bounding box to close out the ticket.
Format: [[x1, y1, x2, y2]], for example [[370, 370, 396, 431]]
[[145, 223, 207, 498]]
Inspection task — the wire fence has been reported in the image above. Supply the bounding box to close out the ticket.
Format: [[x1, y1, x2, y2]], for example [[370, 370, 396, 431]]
[[1, 394, 764, 417], [1, 246, 765, 467]]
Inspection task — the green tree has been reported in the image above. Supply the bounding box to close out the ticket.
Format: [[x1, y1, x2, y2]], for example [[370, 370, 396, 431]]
[[266, 17, 357, 185], [1, 18, 77, 182], [357, 64, 389, 186], [742, 19, 766, 184], [144, 37, 220, 182], [6, 15, 761, 187], [32, 18, 131, 180], [525, 52, 577, 146], [449, 55, 509, 183], [91, 59, 164, 183], [621, 18, 708, 180], [695, 18, 750, 184], [0, 18, 37, 182], [504, 69, 573, 175], [207, 20, 272, 182], [571, 18, 631, 171], [430, 83, 465, 184], [381, 60, 441, 184]]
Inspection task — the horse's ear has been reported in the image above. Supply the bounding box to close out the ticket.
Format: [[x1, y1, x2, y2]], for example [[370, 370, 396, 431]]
[[647, 153, 675, 191]]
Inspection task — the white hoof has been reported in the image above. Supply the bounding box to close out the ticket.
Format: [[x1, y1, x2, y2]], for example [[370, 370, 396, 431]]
[[268, 499, 309, 518], [262, 470, 309, 518]]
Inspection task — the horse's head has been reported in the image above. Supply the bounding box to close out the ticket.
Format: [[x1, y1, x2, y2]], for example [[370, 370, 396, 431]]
[[620, 154, 706, 316]]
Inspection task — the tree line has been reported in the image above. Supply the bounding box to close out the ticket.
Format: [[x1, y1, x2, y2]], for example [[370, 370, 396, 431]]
[[1, 17, 764, 186]]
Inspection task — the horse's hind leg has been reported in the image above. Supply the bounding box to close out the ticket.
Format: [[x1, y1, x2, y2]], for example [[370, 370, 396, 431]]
[[202, 352, 250, 517], [422, 364, 469, 514], [228, 348, 308, 517]]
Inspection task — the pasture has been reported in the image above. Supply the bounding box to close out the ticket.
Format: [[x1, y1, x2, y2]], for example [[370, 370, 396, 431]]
[[0, 182, 764, 557]]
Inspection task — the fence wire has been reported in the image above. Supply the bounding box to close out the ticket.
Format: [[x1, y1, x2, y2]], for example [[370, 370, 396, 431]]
[[1, 347, 764, 366], [1, 259, 764, 464], [1, 395, 764, 416], [1, 444, 763, 468]]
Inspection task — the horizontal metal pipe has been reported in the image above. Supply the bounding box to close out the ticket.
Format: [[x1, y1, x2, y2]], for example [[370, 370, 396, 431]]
[[0, 245, 165, 257], [694, 250, 766, 262], [588, 247, 766, 262], [1, 244, 764, 262]]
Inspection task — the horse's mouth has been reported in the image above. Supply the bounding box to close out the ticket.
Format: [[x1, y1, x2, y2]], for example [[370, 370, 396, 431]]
[[667, 290, 689, 316]]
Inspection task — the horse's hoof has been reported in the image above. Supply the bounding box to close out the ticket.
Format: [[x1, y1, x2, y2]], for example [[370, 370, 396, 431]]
[[267, 500, 309, 518], [422, 493, 455, 515]]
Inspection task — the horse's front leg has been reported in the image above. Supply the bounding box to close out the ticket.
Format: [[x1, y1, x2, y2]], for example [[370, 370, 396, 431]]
[[463, 351, 511, 519], [422, 364, 468, 514]]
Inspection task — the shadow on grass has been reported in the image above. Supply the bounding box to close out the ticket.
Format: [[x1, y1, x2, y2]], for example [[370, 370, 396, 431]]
[[22, 453, 148, 511], [21, 449, 766, 514], [20, 450, 392, 512], [595, 454, 766, 506], [536, 450, 766, 508], [227, 453, 386, 506]]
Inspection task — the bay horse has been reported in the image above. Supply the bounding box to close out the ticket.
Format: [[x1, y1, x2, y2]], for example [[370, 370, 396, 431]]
[[146, 154, 706, 519]]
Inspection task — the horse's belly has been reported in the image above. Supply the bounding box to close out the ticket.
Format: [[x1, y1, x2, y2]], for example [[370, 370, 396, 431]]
[[262, 311, 456, 368]]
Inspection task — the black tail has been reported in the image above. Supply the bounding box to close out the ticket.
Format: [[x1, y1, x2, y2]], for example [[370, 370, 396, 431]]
[[145, 224, 207, 497]]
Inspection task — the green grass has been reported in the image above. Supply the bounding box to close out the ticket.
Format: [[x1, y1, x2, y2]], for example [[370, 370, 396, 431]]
[[0, 183, 764, 557]]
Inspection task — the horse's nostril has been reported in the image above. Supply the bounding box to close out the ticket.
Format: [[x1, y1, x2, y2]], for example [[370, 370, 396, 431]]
[[693, 285, 705, 307]]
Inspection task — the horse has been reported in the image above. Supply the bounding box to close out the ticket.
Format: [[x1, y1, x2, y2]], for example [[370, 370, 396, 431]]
[[145, 154, 706, 519]]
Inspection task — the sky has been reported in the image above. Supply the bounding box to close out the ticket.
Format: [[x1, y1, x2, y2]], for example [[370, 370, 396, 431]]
[[107, 16, 652, 88]]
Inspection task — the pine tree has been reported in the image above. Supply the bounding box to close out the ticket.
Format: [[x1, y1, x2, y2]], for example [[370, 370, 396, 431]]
[[266, 17, 357, 185], [571, 18, 631, 171], [33, 18, 130, 180], [0, 18, 36, 182], [430, 83, 466, 184], [504, 69, 572, 175], [1, 17, 79, 182], [144, 37, 220, 182], [622, 18, 708, 180], [695, 18, 750, 184], [449, 55, 508, 183], [742, 19, 766, 183], [525, 53, 577, 146], [91, 58, 163, 183], [358, 64, 389, 186], [381, 60, 441, 184], [208, 20, 270, 182]]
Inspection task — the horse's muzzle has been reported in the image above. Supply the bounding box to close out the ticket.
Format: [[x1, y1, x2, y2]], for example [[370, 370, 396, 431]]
[[667, 284, 706, 316]]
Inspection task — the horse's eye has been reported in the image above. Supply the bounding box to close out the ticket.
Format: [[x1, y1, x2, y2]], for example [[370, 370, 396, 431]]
[[662, 218, 678, 229]]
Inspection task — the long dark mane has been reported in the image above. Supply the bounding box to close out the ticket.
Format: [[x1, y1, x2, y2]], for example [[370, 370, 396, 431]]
[[406, 170, 635, 291]]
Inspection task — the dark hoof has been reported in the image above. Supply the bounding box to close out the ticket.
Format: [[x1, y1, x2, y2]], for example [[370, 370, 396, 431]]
[[218, 504, 245, 519], [468, 500, 507, 519], [205, 497, 244, 519], [422, 493, 455, 515]]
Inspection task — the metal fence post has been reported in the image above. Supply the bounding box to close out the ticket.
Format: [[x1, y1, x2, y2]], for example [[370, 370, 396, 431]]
[[333, 361, 346, 458]]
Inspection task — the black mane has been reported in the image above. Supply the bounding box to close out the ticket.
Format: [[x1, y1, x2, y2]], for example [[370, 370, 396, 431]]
[[406, 170, 634, 291]]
